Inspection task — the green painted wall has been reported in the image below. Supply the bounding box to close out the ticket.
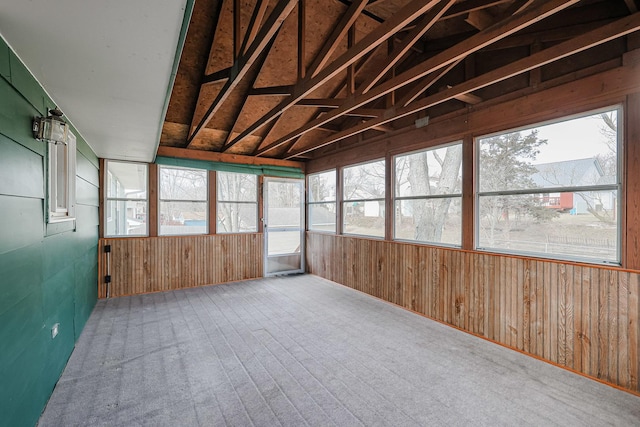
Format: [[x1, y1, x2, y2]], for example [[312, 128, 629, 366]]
[[0, 36, 99, 427]]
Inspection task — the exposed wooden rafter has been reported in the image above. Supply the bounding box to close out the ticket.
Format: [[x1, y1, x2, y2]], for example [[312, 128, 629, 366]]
[[201, 67, 231, 85], [257, 0, 580, 157], [156, 146, 304, 169], [397, 59, 462, 107], [298, 0, 306, 79], [307, 0, 369, 79], [234, 0, 242, 58], [221, 35, 280, 149], [465, 9, 494, 30], [441, 0, 511, 21], [241, 0, 270, 55], [356, 0, 457, 95], [187, 0, 298, 147], [624, 0, 638, 13], [223, 0, 442, 152], [249, 85, 294, 96], [247, 0, 363, 154], [284, 12, 640, 159]]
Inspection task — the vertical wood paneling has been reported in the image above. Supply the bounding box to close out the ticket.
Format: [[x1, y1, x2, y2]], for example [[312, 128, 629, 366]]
[[99, 234, 263, 298], [306, 232, 640, 394]]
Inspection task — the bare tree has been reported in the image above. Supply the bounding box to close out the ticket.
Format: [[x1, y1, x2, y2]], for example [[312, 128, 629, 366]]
[[159, 167, 207, 226], [405, 145, 462, 242], [217, 172, 257, 232]]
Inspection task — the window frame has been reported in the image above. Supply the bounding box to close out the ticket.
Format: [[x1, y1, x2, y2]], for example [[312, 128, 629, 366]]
[[393, 141, 463, 247], [474, 105, 622, 265], [341, 158, 386, 239], [216, 171, 259, 234], [47, 131, 76, 223], [158, 165, 209, 236], [104, 160, 149, 237], [307, 169, 337, 234]]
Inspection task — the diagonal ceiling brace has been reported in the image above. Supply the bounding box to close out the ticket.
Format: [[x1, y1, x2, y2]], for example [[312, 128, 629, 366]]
[[397, 59, 462, 107], [256, 0, 580, 156], [186, 0, 298, 146], [241, 0, 270, 55], [284, 12, 640, 159], [357, 0, 457, 95], [223, 0, 442, 152], [221, 34, 281, 149], [306, 0, 369, 79]]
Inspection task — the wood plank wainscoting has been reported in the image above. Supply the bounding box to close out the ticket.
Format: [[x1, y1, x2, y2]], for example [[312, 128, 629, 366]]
[[306, 232, 640, 394], [98, 234, 263, 298]]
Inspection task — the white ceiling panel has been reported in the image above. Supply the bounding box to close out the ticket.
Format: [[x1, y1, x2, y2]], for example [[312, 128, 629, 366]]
[[0, 0, 189, 162]]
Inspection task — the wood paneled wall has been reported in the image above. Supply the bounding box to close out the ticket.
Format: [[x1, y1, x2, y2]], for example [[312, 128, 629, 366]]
[[306, 232, 640, 394], [98, 234, 263, 298]]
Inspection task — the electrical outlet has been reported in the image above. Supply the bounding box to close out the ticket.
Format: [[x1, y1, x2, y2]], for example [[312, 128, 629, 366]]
[[51, 323, 59, 339]]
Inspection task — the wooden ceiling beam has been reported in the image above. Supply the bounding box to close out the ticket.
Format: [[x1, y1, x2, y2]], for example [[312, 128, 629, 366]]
[[465, 9, 495, 30], [249, 85, 294, 96], [298, 0, 306, 79], [451, 90, 483, 105], [224, 0, 441, 152], [344, 108, 384, 118], [398, 59, 462, 107], [241, 0, 270, 55], [624, 0, 638, 13], [222, 36, 279, 149], [201, 66, 231, 85], [157, 146, 305, 170], [357, 0, 457, 95], [258, 0, 579, 156], [234, 0, 242, 58], [296, 98, 344, 107], [347, 26, 356, 95], [284, 12, 640, 159], [504, 0, 539, 15], [307, 0, 369, 79], [441, 0, 511, 21], [187, 0, 298, 146], [299, 101, 383, 117]]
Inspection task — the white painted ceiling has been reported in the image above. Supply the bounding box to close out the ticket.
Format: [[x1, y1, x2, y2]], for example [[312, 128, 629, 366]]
[[0, 0, 188, 162]]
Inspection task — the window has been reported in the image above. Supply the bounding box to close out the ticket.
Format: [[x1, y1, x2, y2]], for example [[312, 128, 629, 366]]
[[217, 172, 258, 233], [47, 131, 76, 222], [476, 107, 621, 264], [308, 170, 336, 233], [394, 142, 462, 246], [159, 166, 208, 235], [342, 159, 385, 237], [105, 161, 148, 237]]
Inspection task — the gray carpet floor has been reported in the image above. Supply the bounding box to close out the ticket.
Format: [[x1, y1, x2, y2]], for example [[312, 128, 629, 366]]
[[39, 275, 640, 426]]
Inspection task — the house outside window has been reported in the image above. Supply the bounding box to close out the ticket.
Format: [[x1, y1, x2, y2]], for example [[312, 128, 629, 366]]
[[105, 161, 148, 237], [476, 107, 621, 264], [394, 142, 462, 246], [217, 172, 258, 233], [342, 159, 386, 238], [47, 131, 76, 222], [308, 170, 336, 233], [159, 166, 208, 235]]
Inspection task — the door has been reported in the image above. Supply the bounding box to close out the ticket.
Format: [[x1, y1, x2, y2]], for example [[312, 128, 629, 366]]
[[264, 177, 305, 275]]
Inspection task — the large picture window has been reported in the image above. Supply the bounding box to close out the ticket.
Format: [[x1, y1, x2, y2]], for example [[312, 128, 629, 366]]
[[105, 161, 148, 237], [342, 159, 385, 238], [476, 107, 621, 264], [394, 142, 462, 246], [217, 172, 258, 233], [308, 170, 336, 233], [159, 166, 208, 235]]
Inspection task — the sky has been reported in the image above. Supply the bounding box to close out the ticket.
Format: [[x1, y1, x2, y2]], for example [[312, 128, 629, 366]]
[[525, 111, 616, 164]]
